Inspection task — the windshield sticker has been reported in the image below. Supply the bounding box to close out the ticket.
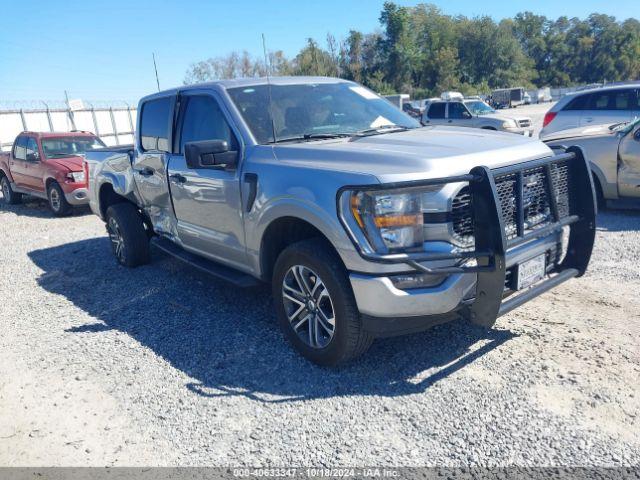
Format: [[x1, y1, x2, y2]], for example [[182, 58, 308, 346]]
[[370, 116, 395, 128], [349, 86, 379, 100]]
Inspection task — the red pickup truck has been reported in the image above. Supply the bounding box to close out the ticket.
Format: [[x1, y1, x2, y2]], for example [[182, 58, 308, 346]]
[[0, 131, 105, 216]]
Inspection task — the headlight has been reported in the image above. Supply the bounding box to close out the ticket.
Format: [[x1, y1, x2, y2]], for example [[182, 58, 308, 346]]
[[343, 187, 441, 253], [502, 120, 517, 129], [67, 171, 86, 183]]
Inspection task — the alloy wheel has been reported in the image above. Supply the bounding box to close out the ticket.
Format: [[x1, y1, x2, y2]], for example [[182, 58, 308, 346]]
[[282, 265, 336, 349], [1, 179, 9, 202], [49, 187, 61, 212], [107, 217, 126, 263]]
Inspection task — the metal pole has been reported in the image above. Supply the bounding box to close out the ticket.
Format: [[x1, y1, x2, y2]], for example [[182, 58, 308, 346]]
[[64, 90, 76, 130], [89, 103, 100, 137], [19, 109, 27, 131], [42, 101, 54, 132], [125, 102, 135, 137], [109, 107, 119, 145]]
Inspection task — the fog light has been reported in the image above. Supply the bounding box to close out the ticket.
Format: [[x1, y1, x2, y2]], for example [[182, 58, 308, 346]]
[[390, 273, 446, 290]]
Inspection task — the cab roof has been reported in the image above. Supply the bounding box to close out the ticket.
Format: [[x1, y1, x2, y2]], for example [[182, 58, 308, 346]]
[[141, 76, 354, 103], [20, 130, 98, 138]]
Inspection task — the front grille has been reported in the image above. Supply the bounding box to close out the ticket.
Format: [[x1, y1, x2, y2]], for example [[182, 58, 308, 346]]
[[451, 159, 573, 246], [518, 119, 531, 128]]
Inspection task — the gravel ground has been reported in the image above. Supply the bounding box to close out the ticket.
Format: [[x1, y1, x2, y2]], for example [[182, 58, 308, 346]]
[[0, 193, 639, 468]]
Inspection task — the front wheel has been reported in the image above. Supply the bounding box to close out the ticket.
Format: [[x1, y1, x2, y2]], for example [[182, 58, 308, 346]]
[[105, 203, 151, 268], [272, 238, 373, 366], [1, 176, 22, 205], [48, 182, 72, 217]]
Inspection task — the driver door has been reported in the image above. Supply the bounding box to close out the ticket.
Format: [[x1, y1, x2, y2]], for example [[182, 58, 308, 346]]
[[22, 136, 45, 192], [447, 102, 474, 127], [166, 91, 248, 269]]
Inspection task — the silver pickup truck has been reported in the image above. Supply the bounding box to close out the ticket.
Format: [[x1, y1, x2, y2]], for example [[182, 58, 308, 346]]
[[85, 77, 596, 366]]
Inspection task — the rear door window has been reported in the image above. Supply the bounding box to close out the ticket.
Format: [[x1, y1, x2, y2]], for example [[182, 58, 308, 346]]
[[140, 97, 172, 152], [563, 94, 590, 111], [427, 102, 446, 119], [587, 89, 634, 111], [13, 136, 27, 160]]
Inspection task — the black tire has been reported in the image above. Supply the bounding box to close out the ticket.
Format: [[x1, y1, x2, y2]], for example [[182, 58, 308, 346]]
[[272, 238, 373, 366], [47, 182, 72, 217], [105, 203, 151, 268], [1, 176, 22, 205]]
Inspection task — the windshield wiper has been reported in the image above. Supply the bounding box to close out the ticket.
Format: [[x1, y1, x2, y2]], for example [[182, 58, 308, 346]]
[[354, 125, 413, 137], [268, 133, 354, 144]]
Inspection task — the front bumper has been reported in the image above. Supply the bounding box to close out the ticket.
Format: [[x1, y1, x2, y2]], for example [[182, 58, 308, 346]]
[[505, 127, 534, 137], [64, 187, 89, 206], [345, 150, 596, 335]]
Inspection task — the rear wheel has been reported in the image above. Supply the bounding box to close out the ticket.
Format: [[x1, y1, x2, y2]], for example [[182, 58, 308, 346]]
[[272, 238, 373, 366], [47, 182, 72, 217], [105, 203, 151, 268], [1, 176, 22, 205]]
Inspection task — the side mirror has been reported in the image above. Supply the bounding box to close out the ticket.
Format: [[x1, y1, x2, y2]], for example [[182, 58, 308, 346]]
[[184, 139, 237, 169], [462, 112, 472, 119], [26, 152, 39, 162]]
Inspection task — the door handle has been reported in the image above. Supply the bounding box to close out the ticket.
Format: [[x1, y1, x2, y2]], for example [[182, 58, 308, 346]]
[[169, 173, 187, 184], [584, 117, 593, 123], [136, 167, 154, 177]]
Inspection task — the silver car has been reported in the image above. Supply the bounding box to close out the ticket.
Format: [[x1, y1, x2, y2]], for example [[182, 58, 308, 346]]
[[540, 84, 640, 139], [421, 100, 534, 136], [84, 77, 595, 365], [544, 118, 640, 208]]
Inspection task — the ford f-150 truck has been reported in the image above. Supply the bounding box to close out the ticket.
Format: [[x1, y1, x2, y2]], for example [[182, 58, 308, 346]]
[[0, 131, 105, 215], [85, 77, 596, 366]]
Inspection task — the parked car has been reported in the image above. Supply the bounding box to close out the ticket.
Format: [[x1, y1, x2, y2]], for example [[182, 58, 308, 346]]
[[0, 131, 104, 215], [402, 101, 422, 118], [421, 99, 534, 136], [540, 84, 640, 139], [492, 87, 526, 109], [544, 118, 640, 208], [85, 77, 595, 366]]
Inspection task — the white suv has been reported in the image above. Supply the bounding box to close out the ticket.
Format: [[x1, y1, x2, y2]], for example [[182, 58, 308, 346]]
[[540, 84, 640, 139]]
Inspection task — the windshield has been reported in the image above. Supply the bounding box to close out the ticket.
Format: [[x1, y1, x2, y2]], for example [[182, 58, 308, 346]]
[[226, 82, 420, 144], [464, 100, 495, 115], [41, 136, 105, 158]]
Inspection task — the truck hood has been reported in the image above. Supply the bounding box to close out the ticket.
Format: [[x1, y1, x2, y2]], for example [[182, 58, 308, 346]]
[[47, 155, 84, 171], [541, 123, 615, 142], [272, 126, 552, 183]]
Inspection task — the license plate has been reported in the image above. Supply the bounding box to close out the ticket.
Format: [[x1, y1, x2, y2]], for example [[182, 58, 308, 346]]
[[516, 254, 546, 290]]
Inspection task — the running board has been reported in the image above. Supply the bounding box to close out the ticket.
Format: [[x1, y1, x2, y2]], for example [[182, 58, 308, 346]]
[[152, 237, 260, 288], [606, 198, 640, 210]]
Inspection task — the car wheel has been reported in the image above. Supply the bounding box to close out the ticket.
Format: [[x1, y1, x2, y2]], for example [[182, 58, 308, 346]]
[[105, 203, 151, 268], [272, 238, 373, 366], [1, 176, 22, 205], [47, 182, 72, 216]]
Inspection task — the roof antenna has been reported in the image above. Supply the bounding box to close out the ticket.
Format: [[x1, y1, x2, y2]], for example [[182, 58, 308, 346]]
[[262, 34, 278, 143], [152, 53, 161, 91]]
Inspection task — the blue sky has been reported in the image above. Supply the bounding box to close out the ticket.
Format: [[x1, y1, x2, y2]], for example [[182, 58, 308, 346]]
[[0, 0, 637, 104]]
